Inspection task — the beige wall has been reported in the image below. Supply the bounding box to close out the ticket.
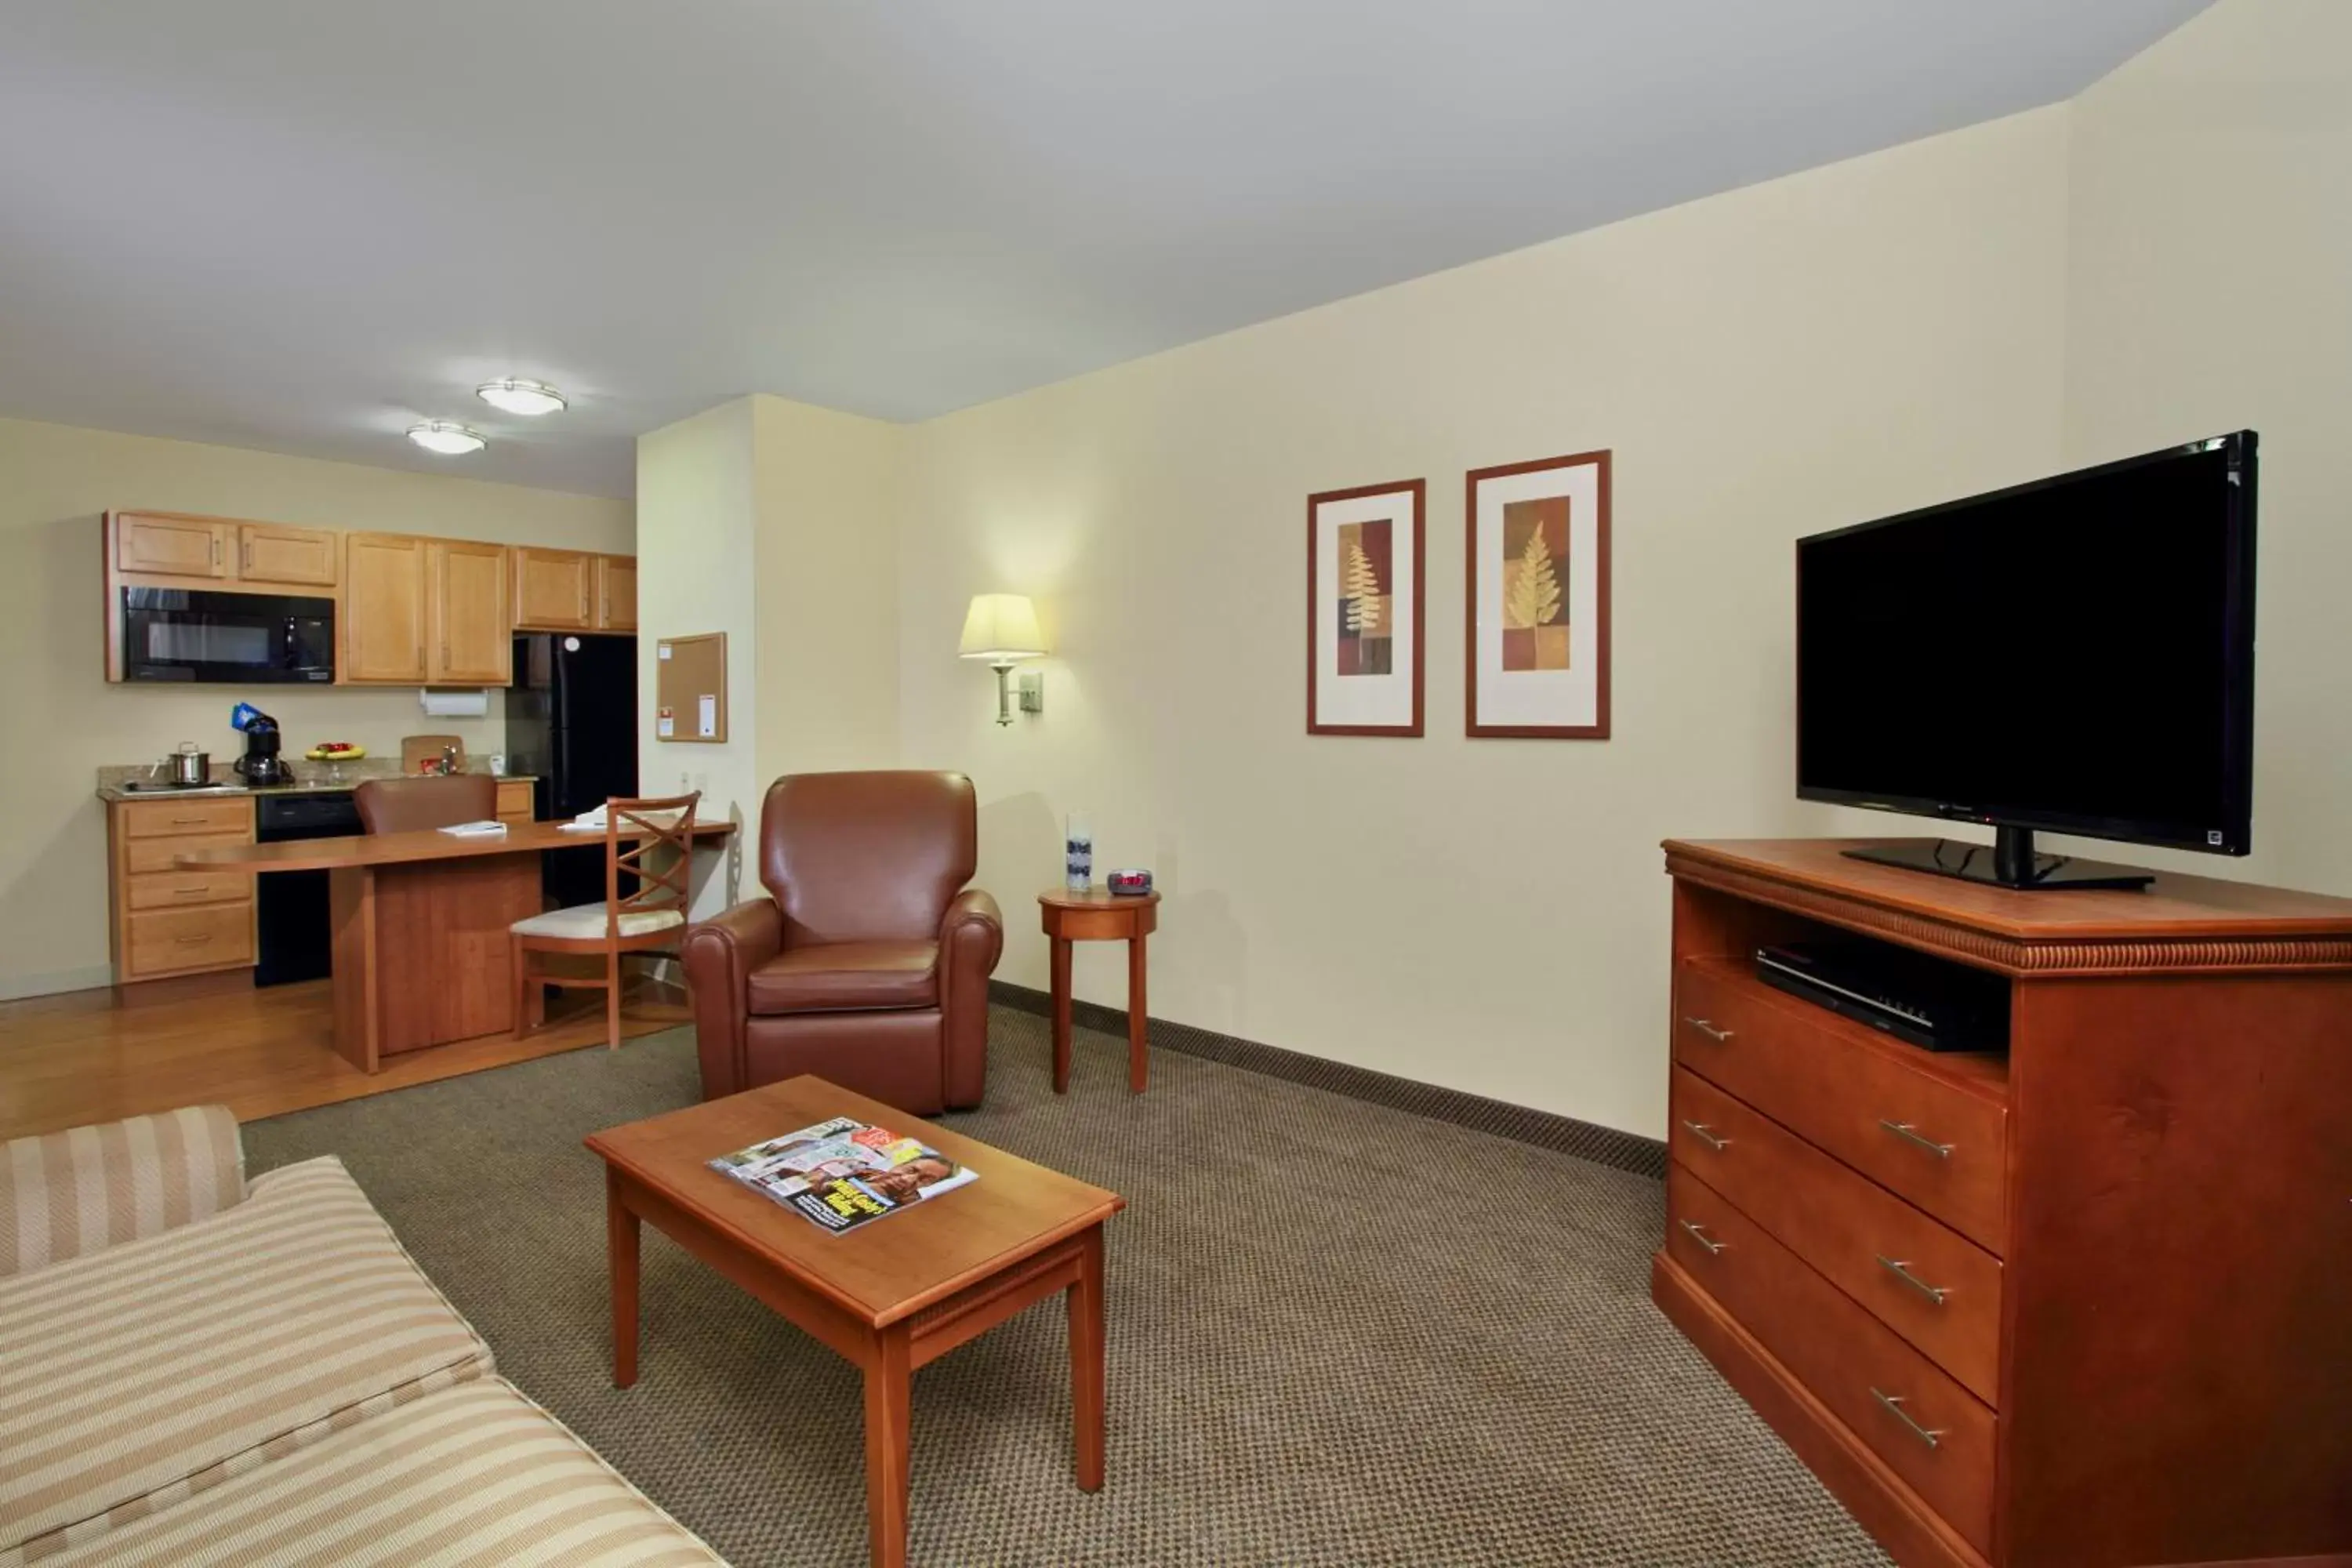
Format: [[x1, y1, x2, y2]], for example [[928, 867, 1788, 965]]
[[0, 416, 632, 998], [895, 107, 2072, 1137], [633, 394, 902, 918], [636, 400, 761, 916], [750, 395, 903, 784], [2053, 0, 2352, 895]]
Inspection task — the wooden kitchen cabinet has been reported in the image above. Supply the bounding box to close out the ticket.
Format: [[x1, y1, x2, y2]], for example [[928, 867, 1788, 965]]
[[107, 797, 256, 983], [512, 546, 595, 630], [595, 554, 637, 630], [495, 779, 537, 825], [426, 539, 510, 684], [236, 523, 339, 586], [342, 532, 430, 683], [114, 513, 230, 578]]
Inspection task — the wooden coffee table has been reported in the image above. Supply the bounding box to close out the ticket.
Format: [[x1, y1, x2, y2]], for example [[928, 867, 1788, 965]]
[[586, 1076, 1125, 1568]]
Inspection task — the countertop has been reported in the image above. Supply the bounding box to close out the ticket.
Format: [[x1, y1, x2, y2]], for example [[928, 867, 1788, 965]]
[[96, 762, 537, 803], [179, 816, 730, 871]]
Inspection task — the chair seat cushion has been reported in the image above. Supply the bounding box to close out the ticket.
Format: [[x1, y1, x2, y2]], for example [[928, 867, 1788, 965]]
[[0, 1156, 493, 1562], [510, 904, 686, 941], [34, 1378, 724, 1566], [746, 940, 939, 1014]]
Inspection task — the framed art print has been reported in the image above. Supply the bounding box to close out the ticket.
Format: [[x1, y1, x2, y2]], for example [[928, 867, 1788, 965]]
[[1306, 478, 1425, 735], [1465, 449, 1611, 739]]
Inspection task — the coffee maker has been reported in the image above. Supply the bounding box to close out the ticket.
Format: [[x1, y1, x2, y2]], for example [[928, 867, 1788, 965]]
[[230, 703, 294, 786]]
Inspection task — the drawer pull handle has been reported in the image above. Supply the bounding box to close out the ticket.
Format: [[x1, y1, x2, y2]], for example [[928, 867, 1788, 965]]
[[170, 816, 212, 826], [1870, 1387, 1944, 1449], [1677, 1218, 1726, 1256], [1680, 1120, 1730, 1152], [1875, 1255, 1949, 1305], [172, 934, 213, 946], [171, 887, 212, 898], [1878, 1119, 1954, 1159], [1682, 1016, 1733, 1042]]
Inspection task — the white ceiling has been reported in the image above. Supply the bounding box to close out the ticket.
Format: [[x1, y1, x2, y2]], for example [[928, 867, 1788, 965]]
[[0, 0, 2209, 498]]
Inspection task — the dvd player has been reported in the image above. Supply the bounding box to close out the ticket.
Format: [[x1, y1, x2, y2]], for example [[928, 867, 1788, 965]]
[[1754, 938, 2009, 1054]]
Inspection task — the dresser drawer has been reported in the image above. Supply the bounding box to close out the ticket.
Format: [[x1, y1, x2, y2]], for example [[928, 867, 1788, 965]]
[[124, 869, 252, 912], [118, 797, 252, 839], [1675, 960, 2009, 1253], [1670, 1066, 2003, 1403], [125, 904, 254, 977], [1667, 1163, 1995, 1555]]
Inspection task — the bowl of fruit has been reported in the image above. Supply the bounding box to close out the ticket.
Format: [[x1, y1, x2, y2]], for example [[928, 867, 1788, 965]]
[[304, 741, 366, 762]]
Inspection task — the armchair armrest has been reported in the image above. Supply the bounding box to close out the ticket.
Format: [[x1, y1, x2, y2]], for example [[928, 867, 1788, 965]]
[[681, 898, 785, 1100], [938, 887, 1004, 1110], [0, 1105, 245, 1279]]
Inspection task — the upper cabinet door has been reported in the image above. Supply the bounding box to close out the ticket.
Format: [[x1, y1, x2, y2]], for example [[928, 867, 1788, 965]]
[[511, 546, 593, 630], [114, 513, 230, 579], [236, 523, 339, 586], [596, 555, 637, 630], [429, 539, 511, 684], [343, 533, 429, 683]]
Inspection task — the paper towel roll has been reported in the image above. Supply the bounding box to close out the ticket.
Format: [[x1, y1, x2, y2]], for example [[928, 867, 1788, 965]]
[[418, 688, 490, 718]]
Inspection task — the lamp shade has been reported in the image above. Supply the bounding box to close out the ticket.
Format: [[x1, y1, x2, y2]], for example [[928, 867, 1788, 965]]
[[958, 593, 1047, 660]]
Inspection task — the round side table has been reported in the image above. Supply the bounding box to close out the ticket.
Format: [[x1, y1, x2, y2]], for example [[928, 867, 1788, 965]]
[[1037, 888, 1161, 1094]]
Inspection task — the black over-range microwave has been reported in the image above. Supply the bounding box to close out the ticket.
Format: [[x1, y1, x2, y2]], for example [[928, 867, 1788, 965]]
[[120, 587, 336, 684]]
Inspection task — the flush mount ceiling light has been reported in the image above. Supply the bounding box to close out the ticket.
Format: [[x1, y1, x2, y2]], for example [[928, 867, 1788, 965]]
[[475, 378, 567, 416], [406, 421, 487, 456]]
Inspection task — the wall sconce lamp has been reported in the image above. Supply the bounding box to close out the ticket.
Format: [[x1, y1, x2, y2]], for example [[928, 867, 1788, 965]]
[[958, 593, 1048, 726]]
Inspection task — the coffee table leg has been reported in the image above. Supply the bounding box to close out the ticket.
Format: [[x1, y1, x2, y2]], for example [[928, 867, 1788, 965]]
[[862, 1327, 913, 1568], [1069, 1225, 1106, 1491], [1051, 936, 1074, 1094], [607, 1169, 641, 1389], [1126, 932, 1149, 1094]]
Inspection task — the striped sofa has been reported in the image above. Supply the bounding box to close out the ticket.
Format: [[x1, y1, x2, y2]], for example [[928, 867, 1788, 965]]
[[0, 1106, 724, 1566]]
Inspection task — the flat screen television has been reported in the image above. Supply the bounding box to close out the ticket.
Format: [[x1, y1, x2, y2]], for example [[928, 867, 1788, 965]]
[[1796, 431, 2256, 890]]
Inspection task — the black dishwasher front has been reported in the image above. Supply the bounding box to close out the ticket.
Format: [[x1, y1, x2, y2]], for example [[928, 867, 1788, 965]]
[[254, 792, 359, 986]]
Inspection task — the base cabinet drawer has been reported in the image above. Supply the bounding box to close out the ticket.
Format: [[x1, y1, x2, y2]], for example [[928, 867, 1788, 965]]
[[1667, 1162, 1996, 1556], [495, 779, 535, 824], [118, 797, 252, 840], [1670, 1065, 2004, 1403], [124, 869, 252, 912], [1675, 960, 2009, 1252], [125, 904, 254, 978]]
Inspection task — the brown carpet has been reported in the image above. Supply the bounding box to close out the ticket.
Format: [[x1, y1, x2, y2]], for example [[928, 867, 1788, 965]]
[[244, 1007, 1890, 1567]]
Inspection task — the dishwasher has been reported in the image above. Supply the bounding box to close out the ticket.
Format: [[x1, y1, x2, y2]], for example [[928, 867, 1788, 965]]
[[254, 792, 360, 986]]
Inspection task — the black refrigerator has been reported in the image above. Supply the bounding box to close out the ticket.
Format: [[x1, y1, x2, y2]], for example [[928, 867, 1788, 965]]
[[506, 631, 637, 909]]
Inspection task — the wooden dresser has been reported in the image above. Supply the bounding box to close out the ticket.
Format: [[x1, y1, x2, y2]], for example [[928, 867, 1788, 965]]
[[1654, 839, 2352, 1568], [104, 796, 256, 982]]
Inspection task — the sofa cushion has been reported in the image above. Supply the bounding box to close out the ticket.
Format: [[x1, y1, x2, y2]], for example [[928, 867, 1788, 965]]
[[1, 1106, 245, 1279], [0, 1156, 492, 1563], [745, 940, 939, 1014], [31, 1378, 724, 1567]]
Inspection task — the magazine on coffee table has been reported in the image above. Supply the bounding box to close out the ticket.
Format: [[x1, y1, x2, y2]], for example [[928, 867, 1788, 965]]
[[708, 1116, 977, 1234]]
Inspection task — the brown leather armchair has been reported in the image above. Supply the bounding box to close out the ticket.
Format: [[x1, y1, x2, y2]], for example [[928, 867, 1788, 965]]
[[681, 771, 1002, 1114]]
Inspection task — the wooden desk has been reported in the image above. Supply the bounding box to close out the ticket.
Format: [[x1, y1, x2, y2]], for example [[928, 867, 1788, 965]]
[[1038, 888, 1160, 1094], [182, 819, 733, 1071], [587, 1076, 1123, 1568]]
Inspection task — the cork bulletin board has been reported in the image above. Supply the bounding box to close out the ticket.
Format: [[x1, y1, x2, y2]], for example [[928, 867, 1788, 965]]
[[654, 632, 728, 743]]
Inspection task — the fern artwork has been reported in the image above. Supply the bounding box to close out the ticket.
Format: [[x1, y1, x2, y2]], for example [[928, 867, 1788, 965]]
[[1335, 518, 1394, 676], [1500, 497, 1570, 670]]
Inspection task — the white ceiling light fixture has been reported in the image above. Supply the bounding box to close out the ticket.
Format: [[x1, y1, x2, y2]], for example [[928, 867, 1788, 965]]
[[475, 378, 568, 416], [406, 420, 487, 456]]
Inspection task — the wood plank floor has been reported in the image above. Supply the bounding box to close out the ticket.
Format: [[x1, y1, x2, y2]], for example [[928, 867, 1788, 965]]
[[0, 972, 691, 1140]]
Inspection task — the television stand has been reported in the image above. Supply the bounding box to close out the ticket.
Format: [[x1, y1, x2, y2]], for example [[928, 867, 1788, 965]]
[[1844, 826, 2154, 891]]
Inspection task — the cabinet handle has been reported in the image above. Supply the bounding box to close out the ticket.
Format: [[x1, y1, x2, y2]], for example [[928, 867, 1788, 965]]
[[1870, 1388, 1944, 1449], [1677, 1218, 1725, 1256], [1875, 1255, 1949, 1305], [173, 933, 213, 946], [172, 887, 212, 899], [170, 816, 210, 826], [579, 584, 589, 620], [242, 541, 252, 573], [1682, 1016, 1733, 1042], [1878, 1120, 1955, 1159], [212, 536, 222, 566], [1680, 1120, 1730, 1152]]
